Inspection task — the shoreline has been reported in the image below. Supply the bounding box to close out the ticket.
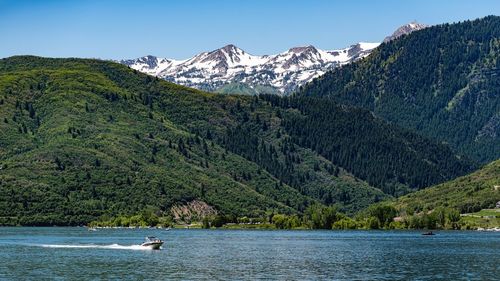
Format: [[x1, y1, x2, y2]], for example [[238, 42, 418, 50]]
[[1, 225, 499, 232]]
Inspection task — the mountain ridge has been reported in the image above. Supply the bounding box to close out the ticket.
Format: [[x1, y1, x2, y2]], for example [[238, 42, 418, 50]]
[[119, 22, 426, 95], [120, 42, 379, 95]]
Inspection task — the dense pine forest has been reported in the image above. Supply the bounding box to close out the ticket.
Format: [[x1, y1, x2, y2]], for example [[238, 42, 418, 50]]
[[258, 95, 474, 195], [299, 16, 500, 163], [0, 56, 474, 225]]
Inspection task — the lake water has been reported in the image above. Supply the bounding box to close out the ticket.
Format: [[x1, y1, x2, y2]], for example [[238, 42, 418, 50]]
[[0, 228, 498, 280]]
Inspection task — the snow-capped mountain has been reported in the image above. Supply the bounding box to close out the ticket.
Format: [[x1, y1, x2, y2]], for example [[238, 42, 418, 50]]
[[383, 21, 428, 42], [120, 22, 426, 95], [120, 42, 379, 95]]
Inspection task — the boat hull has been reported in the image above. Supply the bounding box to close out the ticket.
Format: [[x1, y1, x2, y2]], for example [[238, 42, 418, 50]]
[[141, 242, 163, 250]]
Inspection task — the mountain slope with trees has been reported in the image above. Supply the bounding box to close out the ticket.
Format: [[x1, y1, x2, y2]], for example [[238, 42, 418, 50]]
[[258, 95, 474, 195], [0, 56, 474, 225], [299, 16, 500, 163], [392, 159, 499, 215]]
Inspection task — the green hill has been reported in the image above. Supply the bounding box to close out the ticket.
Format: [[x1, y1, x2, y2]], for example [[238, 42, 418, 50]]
[[299, 16, 500, 163], [393, 159, 500, 214], [0, 56, 474, 225], [346, 160, 499, 230]]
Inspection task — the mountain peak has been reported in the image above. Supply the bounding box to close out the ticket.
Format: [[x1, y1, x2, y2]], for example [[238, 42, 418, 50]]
[[383, 21, 428, 42], [408, 21, 425, 28], [221, 44, 239, 52], [120, 55, 162, 70], [209, 44, 246, 57], [288, 45, 317, 53]]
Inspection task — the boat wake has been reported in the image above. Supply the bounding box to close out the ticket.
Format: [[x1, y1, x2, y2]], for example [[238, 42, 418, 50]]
[[33, 243, 151, 250]]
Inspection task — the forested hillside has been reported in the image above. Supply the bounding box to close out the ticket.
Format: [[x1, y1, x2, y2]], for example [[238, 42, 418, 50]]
[[0, 56, 474, 225], [393, 159, 499, 215], [299, 16, 500, 163], [259, 95, 474, 196]]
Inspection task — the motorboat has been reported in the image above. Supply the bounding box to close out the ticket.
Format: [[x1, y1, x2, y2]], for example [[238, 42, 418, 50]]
[[422, 231, 435, 236], [141, 236, 164, 250]]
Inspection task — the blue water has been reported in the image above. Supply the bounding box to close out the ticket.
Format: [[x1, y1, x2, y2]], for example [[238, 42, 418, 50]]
[[0, 228, 498, 280]]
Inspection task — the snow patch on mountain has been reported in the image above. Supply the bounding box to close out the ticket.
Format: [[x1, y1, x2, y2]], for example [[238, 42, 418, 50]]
[[120, 42, 379, 95]]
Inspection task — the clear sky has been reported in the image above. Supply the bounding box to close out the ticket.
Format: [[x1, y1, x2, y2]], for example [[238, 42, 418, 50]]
[[1, 0, 499, 60]]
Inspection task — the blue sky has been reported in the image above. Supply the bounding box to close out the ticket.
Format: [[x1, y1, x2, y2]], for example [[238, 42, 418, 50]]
[[0, 0, 499, 59]]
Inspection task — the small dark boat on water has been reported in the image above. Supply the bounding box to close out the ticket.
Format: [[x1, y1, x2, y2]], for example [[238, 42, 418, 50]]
[[422, 231, 435, 236]]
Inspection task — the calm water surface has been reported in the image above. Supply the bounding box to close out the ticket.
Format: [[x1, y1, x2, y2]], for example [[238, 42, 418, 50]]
[[0, 228, 498, 280]]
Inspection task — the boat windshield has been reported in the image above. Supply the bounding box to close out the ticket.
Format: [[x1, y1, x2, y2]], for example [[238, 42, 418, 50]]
[[145, 236, 159, 242]]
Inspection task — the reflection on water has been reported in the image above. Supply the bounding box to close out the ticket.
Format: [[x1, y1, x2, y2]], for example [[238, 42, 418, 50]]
[[0, 228, 499, 280]]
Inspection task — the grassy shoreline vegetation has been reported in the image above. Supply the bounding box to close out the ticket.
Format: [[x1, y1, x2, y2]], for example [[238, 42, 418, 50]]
[[87, 200, 500, 231], [89, 159, 500, 230], [87, 205, 499, 231]]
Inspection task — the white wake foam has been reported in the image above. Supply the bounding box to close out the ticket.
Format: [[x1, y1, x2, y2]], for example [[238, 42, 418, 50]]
[[34, 243, 152, 250]]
